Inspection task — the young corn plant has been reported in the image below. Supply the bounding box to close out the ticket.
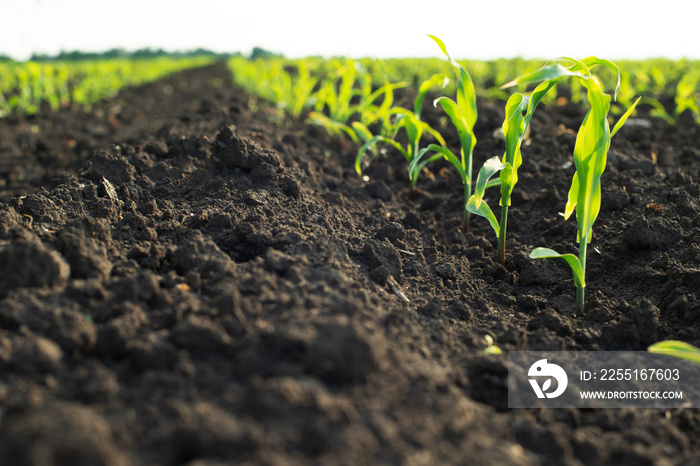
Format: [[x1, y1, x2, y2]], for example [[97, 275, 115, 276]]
[[307, 58, 410, 145], [644, 96, 676, 126], [356, 59, 415, 138], [308, 77, 406, 145], [408, 35, 481, 231], [674, 69, 700, 124], [354, 72, 448, 193], [509, 57, 641, 314], [465, 80, 556, 264], [277, 60, 320, 120], [312, 59, 362, 124]]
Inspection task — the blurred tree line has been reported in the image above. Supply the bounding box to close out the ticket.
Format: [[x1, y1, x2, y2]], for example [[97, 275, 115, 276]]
[[24, 47, 283, 62]]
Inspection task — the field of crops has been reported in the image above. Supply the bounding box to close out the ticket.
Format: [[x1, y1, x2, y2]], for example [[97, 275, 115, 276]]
[[0, 48, 699, 465], [0, 56, 215, 116]]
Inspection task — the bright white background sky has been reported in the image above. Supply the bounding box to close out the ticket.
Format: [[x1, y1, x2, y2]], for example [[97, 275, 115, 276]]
[[1, 0, 698, 61]]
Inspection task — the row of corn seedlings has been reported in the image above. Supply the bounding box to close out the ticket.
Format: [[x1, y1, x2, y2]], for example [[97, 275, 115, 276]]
[[395, 38, 642, 315], [159, 50, 700, 369], [235, 46, 697, 352], [229, 55, 700, 129], [0, 56, 215, 117], [232, 37, 650, 315]]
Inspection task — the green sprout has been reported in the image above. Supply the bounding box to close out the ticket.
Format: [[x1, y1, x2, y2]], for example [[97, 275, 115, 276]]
[[465, 80, 556, 264], [281, 60, 320, 120], [308, 78, 407, 145], [354, 72, 448, 193], [482, 335, 503, 355], [307, 59, 408, 145], [312, 59, 364, 124], [674, 69, 700, 124], [417, 34, 479, 231], [643, 96, 676, 126], [510, 57, 640, 314]]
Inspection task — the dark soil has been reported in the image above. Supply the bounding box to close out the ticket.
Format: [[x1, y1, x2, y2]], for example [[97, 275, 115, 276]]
[[1, 61, 700, 465]]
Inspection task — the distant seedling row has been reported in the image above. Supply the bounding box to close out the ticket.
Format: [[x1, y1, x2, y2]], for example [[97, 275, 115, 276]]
[[0, 56, 215, 116], [228, 52, 700, 128]]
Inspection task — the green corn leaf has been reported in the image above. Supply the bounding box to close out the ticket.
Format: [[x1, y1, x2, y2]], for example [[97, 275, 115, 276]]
[[388, 106, 412, 136], [434, 96, 476, 163], [485, 178, 502, 190], [500, 162, 519, 207], [648, 341, 700, 365], [611, 96, 642, 138], [428, 35, 477, 129], [402, 113, 423, 160], [410, 144, 467, 184], [503, 93, 529, 142], [581, 56, 621, 100], [466, 155, 506, 237], [466, 195, 500, 238], [571, 88, 610, 244], [351, 121, 374, 143], [524, 80, 559, 127], [410, 145, 450, 185], [560, 76, 612, 245], [644, 96, 676, 125], [497, 81, 557, 209], [549, 57, 592, 77], [456, 68, 478, 129], [360, 80, 407, 128], [472, 156, 506, 209], [307, 112, 359, 144], [379, 81, 408, 109], [529, 247, 585, 289], [419, 120, 447, 146], [389, 106, 412, 116], [500, 94, 527, 205], [427, 34, 457, 67], [564, 171, 580, 221], [415, 73, 449, 119], [337, 61, 357, 121], [501, 64, 586, 89]]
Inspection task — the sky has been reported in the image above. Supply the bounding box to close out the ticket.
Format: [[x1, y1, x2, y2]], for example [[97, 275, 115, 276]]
[[1, 0, 699, 61]]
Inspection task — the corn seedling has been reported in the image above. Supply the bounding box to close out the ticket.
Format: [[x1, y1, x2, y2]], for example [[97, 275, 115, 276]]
[[482, 335, 503, 354], [308, 76, 407, 145], [465, 80, 555, 264], [305, 58, 411, 144], [312, 59, 364, 124], [643, 96, 676, 126], [354, 72, 448, 192], [229, 57, 319, 120], [406, 35, 483, 231], [279, 60, 320, 120], [510, 57, 640, 314], [674, 69, 700, 123]]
